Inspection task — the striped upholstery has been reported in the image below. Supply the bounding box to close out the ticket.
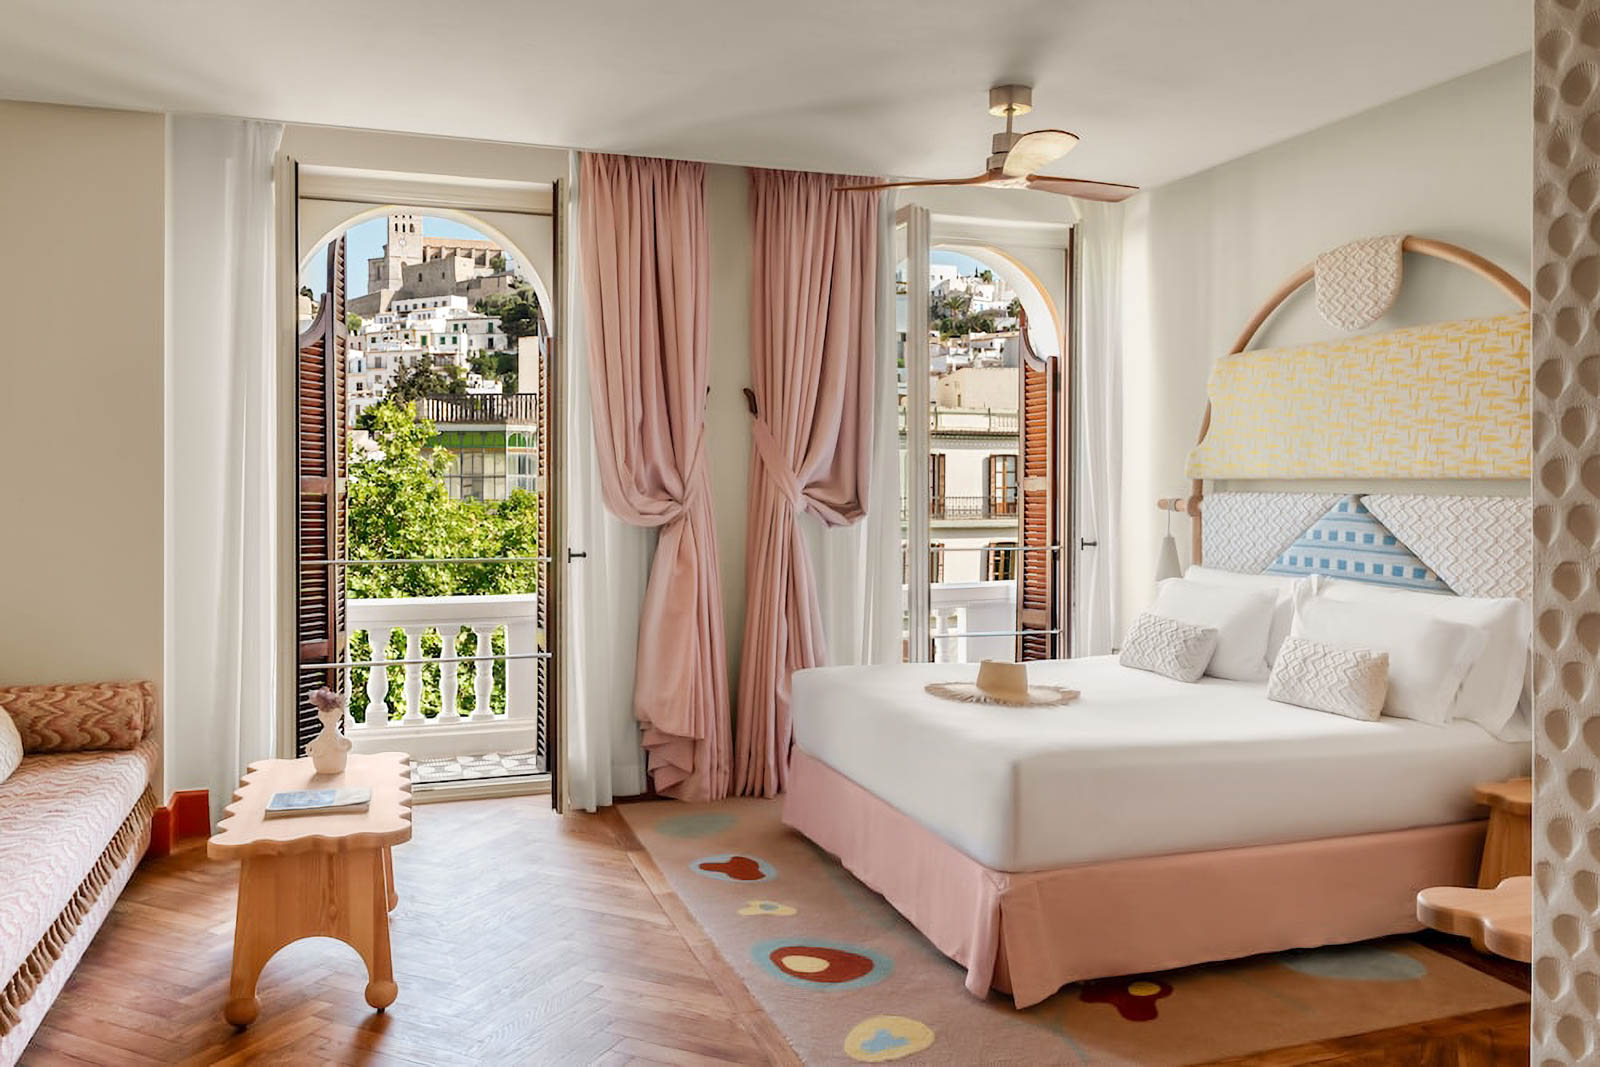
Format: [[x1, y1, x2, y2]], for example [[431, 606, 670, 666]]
[[1265, 496, 1451, 592]]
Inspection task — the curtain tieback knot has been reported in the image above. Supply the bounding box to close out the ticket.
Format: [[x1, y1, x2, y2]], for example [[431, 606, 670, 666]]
[[751, 419, 807, 512]]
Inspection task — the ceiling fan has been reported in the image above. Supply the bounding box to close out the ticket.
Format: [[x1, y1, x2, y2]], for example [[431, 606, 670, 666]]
[[843, 85, 1138, 203]]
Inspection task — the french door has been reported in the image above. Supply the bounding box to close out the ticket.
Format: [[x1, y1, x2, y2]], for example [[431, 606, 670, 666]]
[[895, 204, 1067, 663], [283, 160, 564, 808]]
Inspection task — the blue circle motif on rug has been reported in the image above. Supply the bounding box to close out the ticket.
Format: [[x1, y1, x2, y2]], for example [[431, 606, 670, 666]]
[[753, 937, 891, 990], [738, 900, 797, 916], [843, 1015, 934, 1062], [655, 812, 738, 838], [1280, 945, 1428, 981], [692, 853, 776, 883]]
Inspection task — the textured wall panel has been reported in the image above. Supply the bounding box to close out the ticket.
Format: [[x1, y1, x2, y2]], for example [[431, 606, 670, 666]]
[[1200, 492, 1343, 572], [1533, 3, 1600, 1062], [1363, 494, 1534, 599]]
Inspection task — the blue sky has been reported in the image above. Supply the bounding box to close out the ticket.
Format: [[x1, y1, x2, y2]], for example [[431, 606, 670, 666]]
[[300, 215, 496, 300], [304, 218, 987, 299], [930, 248, 988, 274]]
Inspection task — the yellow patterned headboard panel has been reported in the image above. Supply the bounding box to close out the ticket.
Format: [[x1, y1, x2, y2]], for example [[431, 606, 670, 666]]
[[1185, 312, 1530, 479]]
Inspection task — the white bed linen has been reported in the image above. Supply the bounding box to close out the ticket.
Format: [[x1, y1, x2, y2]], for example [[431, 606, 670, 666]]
[[790, 656, 1529, 873]]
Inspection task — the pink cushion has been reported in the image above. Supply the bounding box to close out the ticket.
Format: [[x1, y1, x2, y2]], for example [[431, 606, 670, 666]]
[[0, 741, 156, 986], [0, 681, 155, 753]]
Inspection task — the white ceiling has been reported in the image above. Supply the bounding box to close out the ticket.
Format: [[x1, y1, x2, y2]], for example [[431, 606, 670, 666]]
[[0, 1, 1527, 189]]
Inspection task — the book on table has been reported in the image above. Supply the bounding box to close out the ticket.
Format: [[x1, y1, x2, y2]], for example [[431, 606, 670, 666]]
[[263, 787, 372, 818]]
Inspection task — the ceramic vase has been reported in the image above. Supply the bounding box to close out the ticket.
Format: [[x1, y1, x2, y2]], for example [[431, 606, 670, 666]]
[[306, 687, 353, 775]]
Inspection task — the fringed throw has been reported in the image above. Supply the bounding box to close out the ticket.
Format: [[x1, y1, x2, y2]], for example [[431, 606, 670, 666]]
[[0, 786, 155, 1034]]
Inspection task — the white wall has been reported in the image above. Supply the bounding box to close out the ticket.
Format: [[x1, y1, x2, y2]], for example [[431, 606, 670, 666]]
[[1119, 55, 1532, 634], [0, 102, 166, 704]]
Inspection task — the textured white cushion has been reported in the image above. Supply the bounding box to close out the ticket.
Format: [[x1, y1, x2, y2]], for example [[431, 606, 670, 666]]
[[1119, 612, 1218, 683], [1184, 565, 1306, 665], [1315, 579, 1531, 740], [1291, 596, 1484, 725], [1267, 636, 1389, 721], [0, 706, 19, 784], [1150, 577, 1277, 680]]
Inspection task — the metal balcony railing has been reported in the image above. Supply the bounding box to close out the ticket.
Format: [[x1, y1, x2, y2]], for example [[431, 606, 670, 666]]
[[420, 393, 539, 425], [906, 495, 1021, 521]]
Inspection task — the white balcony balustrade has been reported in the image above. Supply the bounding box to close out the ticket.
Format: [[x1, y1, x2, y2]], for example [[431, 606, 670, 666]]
[[345, 593, 542, 763], [928, 580, 1017, 662]]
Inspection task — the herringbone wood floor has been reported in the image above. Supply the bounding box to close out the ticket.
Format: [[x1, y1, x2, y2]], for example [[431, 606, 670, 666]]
[[24, 797, 1528, 1066], [24, 798, 796, 1066]]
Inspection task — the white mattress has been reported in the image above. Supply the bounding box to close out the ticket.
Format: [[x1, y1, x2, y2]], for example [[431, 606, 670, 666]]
[[790, 656, 1530, 872]]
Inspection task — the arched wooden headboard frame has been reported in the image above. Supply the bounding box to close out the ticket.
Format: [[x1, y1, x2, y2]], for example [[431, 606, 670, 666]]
[[1155, 235, 1532, 562]]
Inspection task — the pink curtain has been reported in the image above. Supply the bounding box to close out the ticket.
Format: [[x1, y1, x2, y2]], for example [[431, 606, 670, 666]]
[[735, 169, 880, 797], [580, 153, 730, 801]]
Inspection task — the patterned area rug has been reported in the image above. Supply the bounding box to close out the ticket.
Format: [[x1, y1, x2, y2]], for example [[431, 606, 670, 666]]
[[621, 799, 1525, 1065], [409, 749, 542, 784]]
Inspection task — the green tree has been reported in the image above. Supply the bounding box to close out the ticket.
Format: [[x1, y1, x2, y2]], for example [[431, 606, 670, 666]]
[[346, 313, 363, 334], [346, 400, 540, 722], [356, 355, 468, 429], [490, 252, 506, 271], [477, 286, 544, 341], [469, 349, 520, 394]]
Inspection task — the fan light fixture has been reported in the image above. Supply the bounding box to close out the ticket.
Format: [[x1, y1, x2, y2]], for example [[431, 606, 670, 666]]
[[840, 84, 1138, 203]]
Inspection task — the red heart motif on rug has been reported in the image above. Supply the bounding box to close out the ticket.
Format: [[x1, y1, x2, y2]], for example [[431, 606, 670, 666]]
[[698, 855, 767, 881], [1080, 977, 1174, 1021]]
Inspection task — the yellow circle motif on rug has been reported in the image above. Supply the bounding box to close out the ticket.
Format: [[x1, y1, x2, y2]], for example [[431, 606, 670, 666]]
[[843, 1016, 934, 1062], [738, 900, 797, 916]]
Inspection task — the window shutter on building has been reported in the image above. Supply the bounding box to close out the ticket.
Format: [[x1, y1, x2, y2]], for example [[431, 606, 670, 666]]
[[1017, 314, 1060, 661], [295, 237, 348, 754]]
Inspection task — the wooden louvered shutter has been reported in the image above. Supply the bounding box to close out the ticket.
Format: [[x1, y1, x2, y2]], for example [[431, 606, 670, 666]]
[[295, 237, 349, 753], [1017, 310, 1060, 661]]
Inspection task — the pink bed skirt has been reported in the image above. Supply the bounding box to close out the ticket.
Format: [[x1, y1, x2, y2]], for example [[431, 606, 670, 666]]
[[782, 748, 1485, 1008]]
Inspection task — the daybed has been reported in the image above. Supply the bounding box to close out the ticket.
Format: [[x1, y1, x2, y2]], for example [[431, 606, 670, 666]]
[[0, 682, 159, 1065]]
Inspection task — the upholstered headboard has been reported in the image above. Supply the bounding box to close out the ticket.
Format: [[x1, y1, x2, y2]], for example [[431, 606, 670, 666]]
[[1157, 235, 1532, 594], [1199, 490, 1533, 600]]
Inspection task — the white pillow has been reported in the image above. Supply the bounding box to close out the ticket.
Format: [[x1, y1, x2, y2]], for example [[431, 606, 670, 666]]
[[1290, 596, 1485, 725], [1267, 636, 1389, 721], [1150, 578, 1276, 681], [1119, 612, 1219, 683], [0, 706, 20, 785], [1185, 565, 1305, 664], [1315, 579, 1530, 739]]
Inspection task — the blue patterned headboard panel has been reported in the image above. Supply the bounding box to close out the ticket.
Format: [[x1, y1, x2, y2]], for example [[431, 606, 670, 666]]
[[1263, 496, 1451, 592]]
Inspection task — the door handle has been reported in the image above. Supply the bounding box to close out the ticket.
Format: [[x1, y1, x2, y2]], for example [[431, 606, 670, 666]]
[[567, 549, 587, 561], [1079, 539, 1098, 550]]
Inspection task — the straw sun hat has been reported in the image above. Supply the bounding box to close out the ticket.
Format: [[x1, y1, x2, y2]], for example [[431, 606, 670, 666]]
[[925, 659, 1078, 707]]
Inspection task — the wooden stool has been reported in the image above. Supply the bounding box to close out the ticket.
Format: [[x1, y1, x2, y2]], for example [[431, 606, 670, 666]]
[[208, 752, 413, 1026], [1417, 876, 1533, 962], [1474, 778, 1531, 889]]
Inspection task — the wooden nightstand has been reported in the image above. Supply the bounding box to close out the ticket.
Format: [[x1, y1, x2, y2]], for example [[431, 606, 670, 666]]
[[1473, 778, 1532, 889]]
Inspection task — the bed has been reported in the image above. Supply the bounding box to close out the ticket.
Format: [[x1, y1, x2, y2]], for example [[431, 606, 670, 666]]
[[782, 235, 1535, 1007]]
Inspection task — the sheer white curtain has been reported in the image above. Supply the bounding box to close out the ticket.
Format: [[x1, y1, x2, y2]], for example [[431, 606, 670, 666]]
[[1073, 200, 1125, 655], [561, 158, 650, 810], [165, 116, 284, 820], [802, 192, 900, 667]]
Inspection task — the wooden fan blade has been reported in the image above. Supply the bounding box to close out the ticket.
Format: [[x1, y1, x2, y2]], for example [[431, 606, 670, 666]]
[[1001, 130, 1080, 178], [835, 173, 998, 193], [1024, 175, 1140, 202]]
